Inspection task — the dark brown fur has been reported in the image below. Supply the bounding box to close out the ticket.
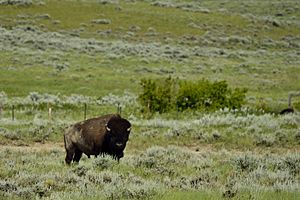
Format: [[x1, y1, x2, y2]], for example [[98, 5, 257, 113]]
[[64, 114, 131, 164], [279, 107, 294, 115]]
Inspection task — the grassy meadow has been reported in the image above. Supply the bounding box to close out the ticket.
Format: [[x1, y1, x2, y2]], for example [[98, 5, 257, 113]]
[[0, 0, 300, 199]]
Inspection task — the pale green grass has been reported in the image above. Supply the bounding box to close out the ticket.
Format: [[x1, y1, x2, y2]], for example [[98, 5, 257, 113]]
[[159, 190, 300, 200], [0, 1, 299, 199], [0, 144, 299, 199], [0, 0, 299, 105]]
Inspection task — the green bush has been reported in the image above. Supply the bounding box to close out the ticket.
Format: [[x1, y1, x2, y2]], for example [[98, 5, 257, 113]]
[[139, 77, 247, 113], [139, 77, 176, 113]]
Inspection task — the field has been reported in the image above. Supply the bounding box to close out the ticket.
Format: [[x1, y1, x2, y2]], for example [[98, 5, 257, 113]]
[[0, 0, 299, 199]]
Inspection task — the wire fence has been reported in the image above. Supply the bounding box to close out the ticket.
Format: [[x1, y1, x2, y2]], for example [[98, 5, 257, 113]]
[[0, 103, 125, 122]]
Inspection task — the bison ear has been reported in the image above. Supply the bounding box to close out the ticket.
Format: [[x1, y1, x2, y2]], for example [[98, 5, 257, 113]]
[[127, 127, 131, 132], [105, 124, 111, 132]]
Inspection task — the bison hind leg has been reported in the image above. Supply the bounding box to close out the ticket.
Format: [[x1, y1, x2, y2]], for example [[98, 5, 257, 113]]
[[73, 149, 83, 163]]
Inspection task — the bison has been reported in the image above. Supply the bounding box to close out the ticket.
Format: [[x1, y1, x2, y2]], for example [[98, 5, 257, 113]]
[[280, 107, 294, 115], [64, 114, 131, 164]]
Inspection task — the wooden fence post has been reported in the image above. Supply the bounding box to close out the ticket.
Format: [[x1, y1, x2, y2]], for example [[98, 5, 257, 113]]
[[176, 104, 179, 119], [117, 103, 122, 115], [48, 107, 52, 121], [84, 103, 87, 120], [12, 105, 15, 121]]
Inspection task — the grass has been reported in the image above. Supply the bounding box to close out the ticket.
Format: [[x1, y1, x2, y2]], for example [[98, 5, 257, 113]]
[[0, 0, 299, 100], [0, 143, 299, 199], [159, 190, 300, 200], [0, 0, 300, 199], [0, 1, 257, 38]]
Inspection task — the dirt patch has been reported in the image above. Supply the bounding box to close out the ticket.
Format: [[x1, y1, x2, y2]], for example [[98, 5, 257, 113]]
[[0, 141, 299, 156], [0, 142, 65, 152]]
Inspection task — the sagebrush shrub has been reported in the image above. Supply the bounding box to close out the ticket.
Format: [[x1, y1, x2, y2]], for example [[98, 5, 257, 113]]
[[0, 0, 32, 6], [93, 155, 118, 170], [232, 153, 259, 172]]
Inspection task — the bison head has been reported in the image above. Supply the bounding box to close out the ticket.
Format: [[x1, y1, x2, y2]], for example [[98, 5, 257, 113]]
[[105, 116, 131, 151]]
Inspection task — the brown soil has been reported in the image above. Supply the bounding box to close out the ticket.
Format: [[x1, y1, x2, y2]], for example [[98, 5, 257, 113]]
[[0, 142, 65, 152]]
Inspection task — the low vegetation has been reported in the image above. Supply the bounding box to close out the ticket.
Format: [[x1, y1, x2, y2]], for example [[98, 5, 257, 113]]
[[0, 144, 299, 199], [0, 0, 299, 199], [139, 77, 247, 113]]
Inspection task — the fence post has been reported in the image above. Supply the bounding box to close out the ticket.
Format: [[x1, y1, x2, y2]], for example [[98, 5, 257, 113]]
[[84, 103, 87, 120], [117, 103, 122, 115], [12, 105, 15, 121], [48, 107, 52, 121]]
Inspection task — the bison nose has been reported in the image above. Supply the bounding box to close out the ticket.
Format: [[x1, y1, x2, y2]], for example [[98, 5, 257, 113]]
[[116, 142, 123, 147]]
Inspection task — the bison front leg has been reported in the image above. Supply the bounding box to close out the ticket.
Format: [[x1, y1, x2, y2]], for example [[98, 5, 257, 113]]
[[114, 152, 124, 163], [73, 149, 83, 163], [64, 135, 75, 165], [65, 148, 75, 165]]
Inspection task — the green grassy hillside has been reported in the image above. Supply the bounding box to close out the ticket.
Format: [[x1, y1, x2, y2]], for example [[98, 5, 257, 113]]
[[0, 0, 299, 101], [0, 0, 299, 199]]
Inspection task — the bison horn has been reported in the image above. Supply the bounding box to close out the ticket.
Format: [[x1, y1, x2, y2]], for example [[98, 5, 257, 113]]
[[106, 125, 111, 132], [127, 127, 131, 132]]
